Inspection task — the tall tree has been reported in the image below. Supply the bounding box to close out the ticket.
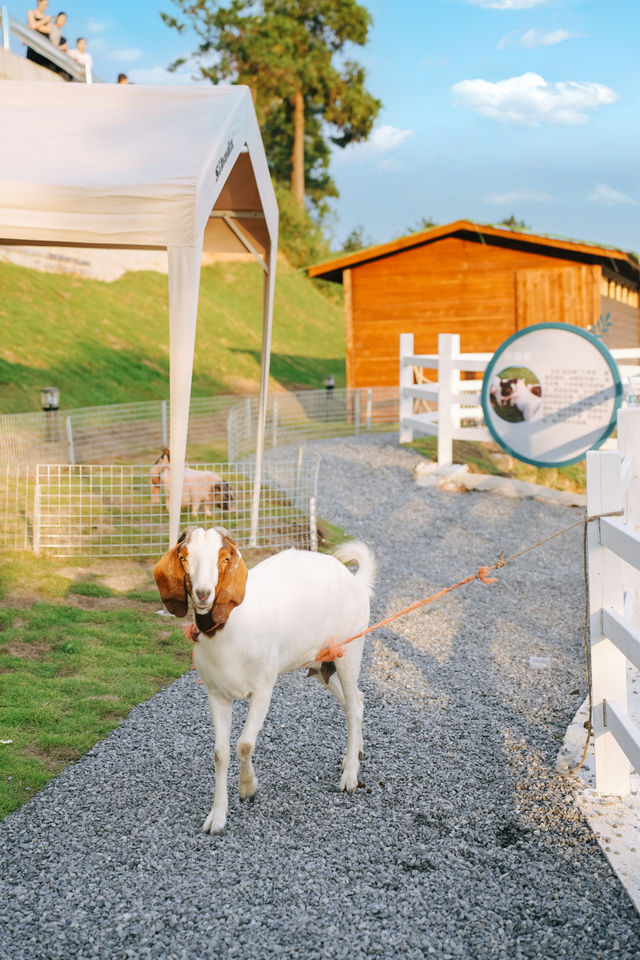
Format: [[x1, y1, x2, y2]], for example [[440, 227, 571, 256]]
[[161, 0, 381, 208]]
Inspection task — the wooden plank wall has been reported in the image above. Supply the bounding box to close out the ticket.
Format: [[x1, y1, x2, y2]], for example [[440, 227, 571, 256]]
[[347, 236, 618, 387], [515, 264, 600, 330]]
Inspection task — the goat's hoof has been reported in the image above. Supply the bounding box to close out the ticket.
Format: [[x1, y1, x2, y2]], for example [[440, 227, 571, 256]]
[[339, 770, 358, 794], [202, 809, 227, 834], [238, 778, 258, 801]]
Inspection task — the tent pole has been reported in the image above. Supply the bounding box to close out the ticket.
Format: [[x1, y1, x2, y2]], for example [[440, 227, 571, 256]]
[[249, 249, 276, 546], [167, 245, 201, 548]]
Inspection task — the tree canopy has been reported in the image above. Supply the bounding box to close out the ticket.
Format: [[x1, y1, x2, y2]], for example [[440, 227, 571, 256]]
[[161, 0, 381, 210]]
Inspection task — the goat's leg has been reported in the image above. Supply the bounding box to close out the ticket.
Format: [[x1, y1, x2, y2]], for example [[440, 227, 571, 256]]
[[202, 694, 233, 834], [237, 685, 273, 801], [334, 643, 365, 793]]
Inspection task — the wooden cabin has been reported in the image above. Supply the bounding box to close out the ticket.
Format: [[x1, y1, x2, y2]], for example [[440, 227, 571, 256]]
[[308, 219, 640, 388]]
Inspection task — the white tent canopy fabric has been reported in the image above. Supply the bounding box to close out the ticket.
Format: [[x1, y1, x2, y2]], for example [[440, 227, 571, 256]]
[[0, 81, 278, 546]]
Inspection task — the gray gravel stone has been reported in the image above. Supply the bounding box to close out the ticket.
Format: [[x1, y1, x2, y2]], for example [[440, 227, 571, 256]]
[[1, 432, 639, 959]]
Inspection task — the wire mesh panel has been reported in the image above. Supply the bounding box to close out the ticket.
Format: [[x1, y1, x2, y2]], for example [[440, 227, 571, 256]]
[[0, 465, 36, 550], [19, 454, 319, 558]]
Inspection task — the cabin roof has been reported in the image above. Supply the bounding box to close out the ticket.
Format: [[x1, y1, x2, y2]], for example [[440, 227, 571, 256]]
[[307, 219, 640, 285]]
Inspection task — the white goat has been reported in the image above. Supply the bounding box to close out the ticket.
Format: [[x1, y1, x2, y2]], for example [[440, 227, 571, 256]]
[[154, 527, 375, 835], [150, 449, 232, 516]]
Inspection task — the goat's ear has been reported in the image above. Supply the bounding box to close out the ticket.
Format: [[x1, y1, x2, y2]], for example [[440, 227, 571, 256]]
[[153, 540, 188, 617], [203, 537, 247, 631]]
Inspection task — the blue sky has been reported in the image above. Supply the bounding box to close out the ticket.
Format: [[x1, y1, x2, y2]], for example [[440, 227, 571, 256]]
[[14, 0, 638, 252]]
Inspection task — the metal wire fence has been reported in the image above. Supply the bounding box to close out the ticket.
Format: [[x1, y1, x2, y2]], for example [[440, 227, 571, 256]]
[[0, 387, 397, 558], [0, 396, 241, 467], [0, 388, 399, 467], [0, 455, 320, 558], [228, 387, 400, 462]]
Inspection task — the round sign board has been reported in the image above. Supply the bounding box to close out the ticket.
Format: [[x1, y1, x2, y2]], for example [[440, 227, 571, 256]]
[[481, 323, 622, 468]]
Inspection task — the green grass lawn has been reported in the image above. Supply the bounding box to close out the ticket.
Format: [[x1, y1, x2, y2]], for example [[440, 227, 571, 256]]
[[0, 517, 348, 820], [0, 552, 190, 819], [0, 259, 345, 414]]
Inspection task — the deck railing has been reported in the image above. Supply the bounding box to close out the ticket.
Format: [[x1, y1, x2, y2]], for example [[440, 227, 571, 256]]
[[1, 5, 99, 82]]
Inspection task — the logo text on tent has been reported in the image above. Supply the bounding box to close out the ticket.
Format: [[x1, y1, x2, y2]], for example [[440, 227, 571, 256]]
[[216, 140, 234, 180]]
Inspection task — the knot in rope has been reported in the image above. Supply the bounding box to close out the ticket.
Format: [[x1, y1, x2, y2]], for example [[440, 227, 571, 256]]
[[477, 566, 498, 585]]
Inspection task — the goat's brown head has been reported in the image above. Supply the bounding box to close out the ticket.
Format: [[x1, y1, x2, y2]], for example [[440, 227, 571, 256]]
[[153, 527, 247, 634]]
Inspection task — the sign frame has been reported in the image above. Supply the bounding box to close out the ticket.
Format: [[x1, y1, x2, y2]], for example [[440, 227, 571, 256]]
[[480, 322, 622, 468]]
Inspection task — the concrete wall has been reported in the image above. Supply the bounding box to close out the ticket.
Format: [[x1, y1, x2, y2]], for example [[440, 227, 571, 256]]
[[0, 48, 65, 82]]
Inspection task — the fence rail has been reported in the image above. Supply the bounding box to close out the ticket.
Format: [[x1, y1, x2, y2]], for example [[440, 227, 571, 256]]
[[400, 333, 640, 464], [399, 333, 491, 465], [0, 455, 320, 558], [587, 406, 640, 794]]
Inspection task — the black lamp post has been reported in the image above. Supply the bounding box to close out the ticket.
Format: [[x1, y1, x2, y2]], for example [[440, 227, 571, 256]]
[[40, 387, 60, 443]]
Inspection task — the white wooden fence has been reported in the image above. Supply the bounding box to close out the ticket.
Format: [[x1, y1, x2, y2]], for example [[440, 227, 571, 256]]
[[399, 333, 491, 465], [587, 406, 640, 795], [399, 332, 640, 465]]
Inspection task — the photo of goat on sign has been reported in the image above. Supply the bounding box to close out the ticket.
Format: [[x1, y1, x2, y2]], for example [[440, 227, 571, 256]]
[[489, 367, 542, 423]]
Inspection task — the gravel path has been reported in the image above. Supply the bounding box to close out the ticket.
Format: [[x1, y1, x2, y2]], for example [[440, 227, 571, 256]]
[[2, 433, 640, 960]]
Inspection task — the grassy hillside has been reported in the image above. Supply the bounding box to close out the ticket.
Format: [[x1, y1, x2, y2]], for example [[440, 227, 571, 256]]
[[0, 259, 345, 413]]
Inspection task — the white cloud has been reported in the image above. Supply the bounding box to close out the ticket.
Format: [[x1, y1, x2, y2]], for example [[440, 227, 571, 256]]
[[485, 187, 556, 204], [111, 48, 143, 63], [587, 184, 637, 206], [126, 66, 197, 86], [451, 72, 618, 125], [86, 17, 108, 35], [497, 28, 581, 50], [368, 124, 416, 154], [331, 123, 415, 171], [470, 0, 548, 8]]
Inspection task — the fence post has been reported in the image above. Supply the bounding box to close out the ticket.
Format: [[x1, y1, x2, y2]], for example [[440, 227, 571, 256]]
[[1, 7, 10, 50], [366, 389, 372, 430], [65, 416, 75, 465], [161, 400, 168, 448], [587, 448, 630, 795], [399, 332, 414, 444], [272, 397, 278, 448], [309, 495, 318, 552], [354, 391, 361, 436], [437, 333, 460, 467], [618, 408, 640, 631], [33, 477, 41, 556], [295, 445, 304, 506], [245, 397, 252, 455]]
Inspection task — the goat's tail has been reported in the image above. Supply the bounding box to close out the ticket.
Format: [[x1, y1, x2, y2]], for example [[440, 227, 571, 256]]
[[333, 540, 376, 598]]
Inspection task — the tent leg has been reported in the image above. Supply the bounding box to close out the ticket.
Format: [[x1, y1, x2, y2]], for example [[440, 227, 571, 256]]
[[250, 259, 276, 547], [167, 245, 201, 548]]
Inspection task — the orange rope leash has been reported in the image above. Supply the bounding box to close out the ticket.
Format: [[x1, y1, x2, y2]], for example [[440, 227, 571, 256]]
[[312, 565, 498, 663]]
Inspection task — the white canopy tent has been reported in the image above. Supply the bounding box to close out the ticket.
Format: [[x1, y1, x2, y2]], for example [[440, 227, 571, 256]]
[[0, 80, 278, 547]]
